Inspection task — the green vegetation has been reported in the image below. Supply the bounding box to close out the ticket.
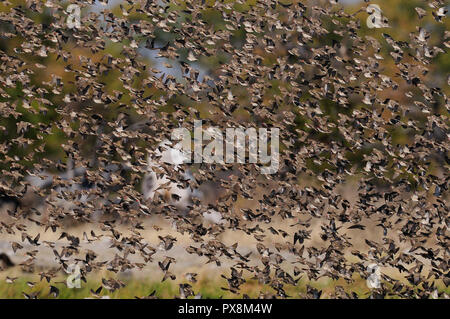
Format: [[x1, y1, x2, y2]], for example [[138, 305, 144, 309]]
[[1, 274, 448, 299]]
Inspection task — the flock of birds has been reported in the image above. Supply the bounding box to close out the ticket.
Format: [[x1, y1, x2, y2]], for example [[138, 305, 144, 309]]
[[0, 0, 448, 299]]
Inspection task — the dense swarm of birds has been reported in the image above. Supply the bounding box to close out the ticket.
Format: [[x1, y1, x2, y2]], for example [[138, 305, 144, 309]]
[[0, 0, 448, 299]]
